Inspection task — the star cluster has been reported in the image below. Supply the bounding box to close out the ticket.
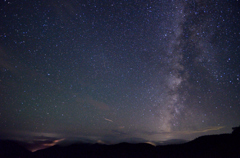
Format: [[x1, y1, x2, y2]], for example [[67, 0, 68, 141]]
[[0, 0, 240, 144]]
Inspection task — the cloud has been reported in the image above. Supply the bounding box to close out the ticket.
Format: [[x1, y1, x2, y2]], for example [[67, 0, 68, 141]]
[[43, 138, 65, 147], [25, 138, 65, 152], [0, 130, 66, 152], [124, 126, 225, 140], [0, 130, 64, 142], [180, 126, 225, 135]]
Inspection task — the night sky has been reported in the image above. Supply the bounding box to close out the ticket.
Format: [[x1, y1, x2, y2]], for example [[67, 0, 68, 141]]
[[0, 0, 240, 146]]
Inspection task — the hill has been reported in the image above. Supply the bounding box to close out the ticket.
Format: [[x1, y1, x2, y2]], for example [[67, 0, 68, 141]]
[[0, 134, 239, 158]]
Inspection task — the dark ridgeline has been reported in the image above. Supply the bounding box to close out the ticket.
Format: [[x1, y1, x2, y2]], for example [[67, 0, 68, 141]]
[[0, 127, 240, 158], [232, 125, 240, 135], [0, 140, 32, 158]]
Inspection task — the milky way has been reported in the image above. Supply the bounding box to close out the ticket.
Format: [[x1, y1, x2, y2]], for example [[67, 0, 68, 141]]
[[0, 0, 240, 144]]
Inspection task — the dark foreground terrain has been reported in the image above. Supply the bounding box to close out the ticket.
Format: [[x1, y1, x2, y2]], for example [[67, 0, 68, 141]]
[[0, 134, 240, 158]]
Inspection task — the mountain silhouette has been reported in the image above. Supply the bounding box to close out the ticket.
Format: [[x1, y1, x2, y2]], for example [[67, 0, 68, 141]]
[[0, 140, 32, 158], [0, 131, 239, 158]]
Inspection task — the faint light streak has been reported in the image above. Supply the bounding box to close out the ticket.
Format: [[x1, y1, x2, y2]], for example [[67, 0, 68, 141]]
[[145, 142, 156, 146], [43, 138, 65, 147], [104, 118, 113, 122], [181, 126, 225, 134], [97, 140, 105, 144]]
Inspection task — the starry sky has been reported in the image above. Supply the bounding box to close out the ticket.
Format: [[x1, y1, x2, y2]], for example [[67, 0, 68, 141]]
[[0, 0, 240, 146]]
